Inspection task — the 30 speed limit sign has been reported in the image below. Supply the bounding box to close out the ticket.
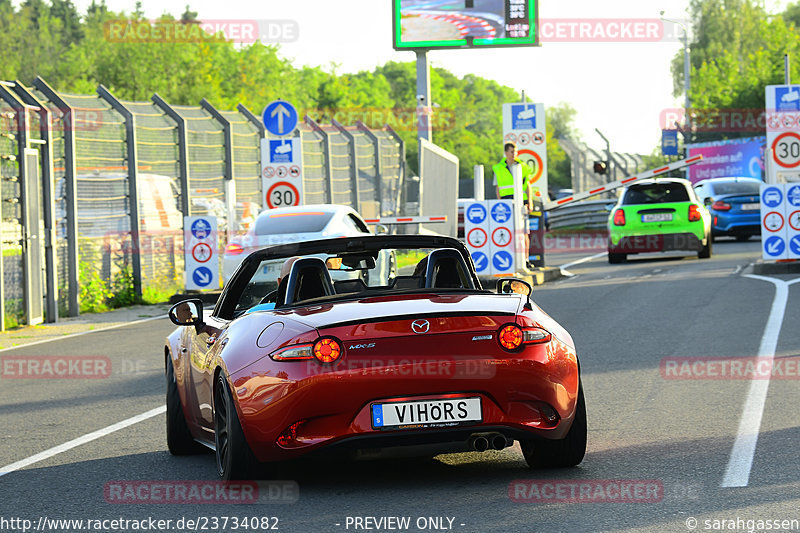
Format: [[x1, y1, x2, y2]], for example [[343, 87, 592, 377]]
[[266, 181, 299, 209], [772, 132, 800, 168]]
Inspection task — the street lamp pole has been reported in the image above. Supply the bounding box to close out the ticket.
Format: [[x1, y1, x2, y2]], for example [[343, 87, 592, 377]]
[[661, 13, 691, 143]]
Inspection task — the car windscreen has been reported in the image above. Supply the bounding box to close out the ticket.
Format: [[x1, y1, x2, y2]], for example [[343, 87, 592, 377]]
[[255, 211, 334, 235], [622, 183, 690, 205], [710, 181, 760, 196]]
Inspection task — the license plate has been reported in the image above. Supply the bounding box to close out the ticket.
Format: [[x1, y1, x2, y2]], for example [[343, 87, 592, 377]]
[[371, 397, 482, 429], [261, 262, 281, 276], [741, 203, 760, 211], [642, 213, 672, 223]]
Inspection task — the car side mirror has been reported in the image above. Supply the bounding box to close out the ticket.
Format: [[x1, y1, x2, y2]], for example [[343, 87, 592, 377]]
[[496, 278, 532, 297], [169, 299, 204, 330]]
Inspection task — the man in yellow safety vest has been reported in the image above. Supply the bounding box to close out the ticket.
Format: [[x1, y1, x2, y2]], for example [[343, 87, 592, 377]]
[[492, 142, 534, 212]]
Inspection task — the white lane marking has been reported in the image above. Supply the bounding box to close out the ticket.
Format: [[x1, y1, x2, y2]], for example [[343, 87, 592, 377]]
[[0, 405, 166, 478], [0, 314, 168, 353], [721, 275, 800, 487], [558, 252, 607, 274]]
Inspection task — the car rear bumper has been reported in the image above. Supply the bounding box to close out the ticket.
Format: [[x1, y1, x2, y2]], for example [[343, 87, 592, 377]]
[[710, 212, 760, 236], [230, 355, 579, 462], [608, 232, 704, 253]]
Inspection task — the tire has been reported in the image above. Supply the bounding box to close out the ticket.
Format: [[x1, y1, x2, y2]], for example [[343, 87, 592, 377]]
[[698, 233, 712, 259], [214, 372, 263, 481], [735, 234, 750, 242], [166, 357, 205, 455], [608, 252, 626, 264], [521, 382, 587, 468]]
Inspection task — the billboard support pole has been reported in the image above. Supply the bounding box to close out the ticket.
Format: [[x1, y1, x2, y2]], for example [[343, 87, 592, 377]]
[[415, 50, 432, 143]]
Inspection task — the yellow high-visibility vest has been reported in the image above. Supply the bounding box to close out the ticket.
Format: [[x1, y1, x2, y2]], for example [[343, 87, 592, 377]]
[[492, 158, 533, 200]]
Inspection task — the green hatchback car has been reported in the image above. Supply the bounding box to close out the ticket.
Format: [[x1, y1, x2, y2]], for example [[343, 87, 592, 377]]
[[607, 178, 712, 263]]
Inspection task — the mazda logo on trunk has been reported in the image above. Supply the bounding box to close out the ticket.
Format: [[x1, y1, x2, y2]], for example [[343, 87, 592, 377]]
[[411, 319, 430, 334]]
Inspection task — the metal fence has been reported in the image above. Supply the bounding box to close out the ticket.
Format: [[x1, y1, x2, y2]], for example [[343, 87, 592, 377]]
[[0, 77, 405, 328]]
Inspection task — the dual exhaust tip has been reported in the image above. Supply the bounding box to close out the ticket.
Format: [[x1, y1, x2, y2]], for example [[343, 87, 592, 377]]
[[469, 432, 510, 452]]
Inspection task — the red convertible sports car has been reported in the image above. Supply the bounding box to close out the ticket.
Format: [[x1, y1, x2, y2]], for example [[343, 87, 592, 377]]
[[165, 235, 585, 480]]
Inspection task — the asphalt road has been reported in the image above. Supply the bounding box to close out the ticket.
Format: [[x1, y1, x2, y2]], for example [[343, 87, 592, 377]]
[[1, 238, 799, 533]]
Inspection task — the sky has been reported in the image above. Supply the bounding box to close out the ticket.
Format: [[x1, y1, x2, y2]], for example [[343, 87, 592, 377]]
[[68, 0, 794, 156]]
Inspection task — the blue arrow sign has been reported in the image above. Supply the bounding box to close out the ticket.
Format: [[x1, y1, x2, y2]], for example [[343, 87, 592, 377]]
[[192, 266, 214, 287], [790, 235, 800, 255], [491, 202, 512, 224], [471, 251, 488, 272], [764, 236, 786, 257], [466, 203, 487, 224], [492, 250, 513, 271], [787, 185, 800, 207], [191, 219, 211, 239], [263, 100, 298, 137], [762, 187, 783, 208]]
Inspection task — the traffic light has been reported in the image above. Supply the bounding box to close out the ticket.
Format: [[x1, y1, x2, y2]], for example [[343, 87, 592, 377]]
[[593, 161, 608, 175]]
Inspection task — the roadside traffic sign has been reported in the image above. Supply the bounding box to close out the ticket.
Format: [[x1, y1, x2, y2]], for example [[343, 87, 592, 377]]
[[262, 138, 303, 209], [492, 250, 514, 272], [467, 228, 487, 248], [762, 187, 783, 207], [764, 236, 786, 257], [491, 202, 512, 224], [184, 216, 219, 291], [492, 227, 512, 247], [263, 100, 298, 137], [771, 132, 800, 168], [503, 102, 547, 199], [471, 251, 488, 273], [466, 203, 487, 224], [764, 212, 784, 232], [790, 235, 800, 257]]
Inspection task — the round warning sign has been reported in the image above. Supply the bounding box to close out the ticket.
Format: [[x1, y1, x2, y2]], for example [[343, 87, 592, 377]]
[[263, 166, 275, 178], [266, 181, 300, 209], [192, 242, 213, 263], [772, 132, 800, 168], [289, 165, 301, 178], [518, 132, 530, 145], [764, 211, 785, 232], [789, 210, 800, 231], [467, 228, 488, 248], [492, 227, 513, 247], [532, 132, 544, 145], [517, 148, 544, 183], [276, 166, 288, 178], [504, 133, 517, 144]]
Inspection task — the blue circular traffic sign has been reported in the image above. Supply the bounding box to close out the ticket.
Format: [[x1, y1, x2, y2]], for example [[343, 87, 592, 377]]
[[191, 219, 212, 240], [263, 100, 298, 137], [764, 235, 786, 257], [787, 185, 800, 206], [762, 187, 783, 208], [491, 202, 512, 224], [492, 250, 513, 271], [790, 235, 800, 256], [192, 266, 214, 287], [471, 251, 488, 272], [466, 203, 487, 224]]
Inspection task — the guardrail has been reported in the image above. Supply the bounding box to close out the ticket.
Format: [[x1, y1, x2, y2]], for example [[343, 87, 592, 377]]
[[547, 199, 616, 230]]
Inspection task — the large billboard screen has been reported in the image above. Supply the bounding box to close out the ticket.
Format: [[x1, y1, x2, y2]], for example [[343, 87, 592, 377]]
[[686, 137, 765, 184], [393, 0, 538, 50]]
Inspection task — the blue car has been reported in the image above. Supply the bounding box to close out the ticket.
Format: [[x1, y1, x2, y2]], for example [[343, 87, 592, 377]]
[[693, 177, 762, 241]]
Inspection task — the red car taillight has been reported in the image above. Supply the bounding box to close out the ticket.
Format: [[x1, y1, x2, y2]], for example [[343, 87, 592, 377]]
[[688, 205, 702, 221], [225, 242, 245, 255], [270, 343, 314, 361], [276, 419, 306, 447], [613, 209, 626, 226], [498, 324, 551, 352], [312, 337, 343, 364], [711, 200, 731, 211]]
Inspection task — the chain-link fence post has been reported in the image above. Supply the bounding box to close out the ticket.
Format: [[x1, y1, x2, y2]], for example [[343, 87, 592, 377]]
[[384, 124, 405, 217], [12, 81, 58, 323], [304, 116, 334, 204], [152, 93, 190, 218], [97, 85, 143, 302], [355, 120, 383, 214], [33, 77, 79, 316], [200, 99, 235, 236], [331, 119, 361, 212]]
